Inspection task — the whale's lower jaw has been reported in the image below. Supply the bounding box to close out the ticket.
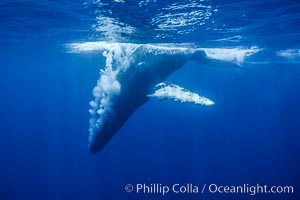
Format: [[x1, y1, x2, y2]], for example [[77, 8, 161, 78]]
[[89, 111, 118, 153], [89, 127, 111, 153], [89, 111, 124, 153], [88, 108, 129, 153], [89, 88, 149, 153], [89, 105, 147, 153], [89, 120, 119, 153]]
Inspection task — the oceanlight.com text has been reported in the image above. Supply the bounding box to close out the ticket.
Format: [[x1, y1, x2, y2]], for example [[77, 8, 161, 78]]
[[207, 183, 294, 195]]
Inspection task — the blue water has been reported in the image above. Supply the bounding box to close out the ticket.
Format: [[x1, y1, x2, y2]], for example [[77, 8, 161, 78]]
[[1, 0, 300, 199]]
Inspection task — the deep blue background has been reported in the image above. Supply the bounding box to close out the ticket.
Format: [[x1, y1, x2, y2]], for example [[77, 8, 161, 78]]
[[0, 45, 299, 200], [1, 0, 300, 199]]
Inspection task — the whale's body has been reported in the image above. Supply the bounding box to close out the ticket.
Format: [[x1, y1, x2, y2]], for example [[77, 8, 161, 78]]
[[89, 46, 205, 153], [68, 42, 259, 154]]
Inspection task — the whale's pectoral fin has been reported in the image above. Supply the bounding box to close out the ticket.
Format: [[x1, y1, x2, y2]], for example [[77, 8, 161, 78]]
[[148, 82, 214, 106]]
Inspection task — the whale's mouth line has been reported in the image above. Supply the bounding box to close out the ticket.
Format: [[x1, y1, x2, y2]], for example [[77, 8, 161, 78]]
[[67, 41, 260, 153]]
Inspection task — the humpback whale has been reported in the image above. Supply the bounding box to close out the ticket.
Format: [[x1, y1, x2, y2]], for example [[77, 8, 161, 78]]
[[68, 42, 259, 153]]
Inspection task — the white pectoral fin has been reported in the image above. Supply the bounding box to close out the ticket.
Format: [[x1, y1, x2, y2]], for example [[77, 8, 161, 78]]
[[148, 82, 214, 106]]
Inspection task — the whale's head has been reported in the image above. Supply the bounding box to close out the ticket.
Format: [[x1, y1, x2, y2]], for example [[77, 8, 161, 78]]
[[88, 44, 197, 153]]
